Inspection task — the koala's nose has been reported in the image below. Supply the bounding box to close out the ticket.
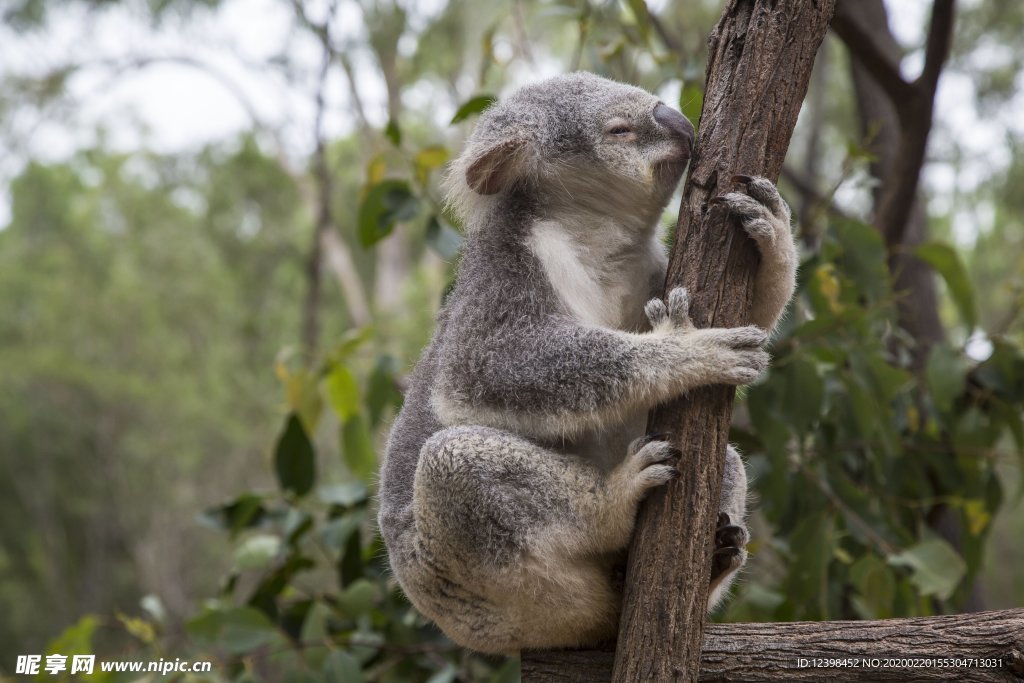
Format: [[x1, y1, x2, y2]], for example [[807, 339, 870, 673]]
[[653, 103, 695, 145]]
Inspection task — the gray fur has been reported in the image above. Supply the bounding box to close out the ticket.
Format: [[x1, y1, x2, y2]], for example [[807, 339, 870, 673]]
[[378, 72, 797, 654]]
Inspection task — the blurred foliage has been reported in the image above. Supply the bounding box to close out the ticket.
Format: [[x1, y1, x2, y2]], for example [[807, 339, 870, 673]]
[[2, 0, 222, 29], [1, 0, 1023, 681], [726, 217, 1023, 622]]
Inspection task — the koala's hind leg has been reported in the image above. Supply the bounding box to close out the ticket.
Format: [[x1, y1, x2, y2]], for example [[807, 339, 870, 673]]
[[405, 425, 677, 653], [708, 445, 749, 610]]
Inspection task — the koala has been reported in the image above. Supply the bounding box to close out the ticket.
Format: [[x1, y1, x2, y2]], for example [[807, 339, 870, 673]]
[[378, 72, 796, 655]]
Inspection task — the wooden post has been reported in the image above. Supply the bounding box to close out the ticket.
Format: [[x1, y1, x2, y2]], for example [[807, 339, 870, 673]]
[[610, 1, 836, 680]]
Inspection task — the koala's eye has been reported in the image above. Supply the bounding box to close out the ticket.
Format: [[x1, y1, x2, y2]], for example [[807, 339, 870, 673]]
[[604, 119, 634, 137]]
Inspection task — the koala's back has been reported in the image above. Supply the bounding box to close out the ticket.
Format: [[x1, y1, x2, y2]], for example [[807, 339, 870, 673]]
[[377, 194, 558, 553]]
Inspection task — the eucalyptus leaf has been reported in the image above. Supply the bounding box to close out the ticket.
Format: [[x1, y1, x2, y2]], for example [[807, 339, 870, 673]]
[[357, 180, 419, 247], [889, 538, 966, 600], [915, 242, 977, 330], [234, 534, 281, 571], [451, 94, 496, 124], [323, 650, 364, 683], [341, 415, 376, 482], [274, 414, 316, 497]]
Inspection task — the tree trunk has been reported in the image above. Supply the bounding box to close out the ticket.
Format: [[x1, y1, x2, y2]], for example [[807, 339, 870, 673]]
[[835, 0, 984, 612], [842, 0, 945, 363], [524, 609, 1024, 682], [607, 2, 835, 681]]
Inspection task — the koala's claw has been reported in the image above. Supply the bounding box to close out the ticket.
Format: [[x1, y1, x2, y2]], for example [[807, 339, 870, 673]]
[[645, 287, 693, 330], [711, 512, 748, 582], [712, 176, 792, 258], [711, 546, 743, 582], [667, 287, 690, 325], [622, 437, 680, 491], [644, 298, 668, 327]]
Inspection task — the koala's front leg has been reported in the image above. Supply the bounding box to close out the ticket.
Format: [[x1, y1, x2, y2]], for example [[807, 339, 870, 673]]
[[436, 289, 769, 440], [712, 176, 797, 333]]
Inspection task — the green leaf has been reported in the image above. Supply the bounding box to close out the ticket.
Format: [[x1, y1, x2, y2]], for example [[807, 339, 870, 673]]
[[425, 215, 463, 260], [785, 513, 836, 616], [339, 526, 363, 587], [318, 481, 368, 508], [888, 538, 966, 600], [336, 578, 379, 616], [426, 664, 458, 683], [781, 357, 824, 432], [384, 119, 401, 146], [199, 493, 266, 537], [835, 218, 889, 302], [328, 326, 375, 361], [234, 534, 281, 570], [321, 512, 362, 552], [849, 554, 895, 619], [414, 146, 449, 184], [678, 83, 703, 130], [624, 0, 651, 43], [274, 414, 316, 497], [341, 415, 376, 482], [325, 364, 360, 422], [974, 339, 1024, 402], [283, 368, 323, 434], [357, 180, 419, 247], [366, 355, 403, 427], [45, 615, 99, 658], [221, 608, 281, 654], [323, 650, 364, 683], [915, 242, 977, 330], [247, 554, 315, 617], [926, 343, 968, 412], [187, 607, 281, 655], [451, 94, 496, 124]]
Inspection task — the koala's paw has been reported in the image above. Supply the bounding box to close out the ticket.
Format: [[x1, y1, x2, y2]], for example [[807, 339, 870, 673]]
[[710, 512, 748, 584], [711, 175, 794, 264], [645, 286, 693, 331], [617, 434, 680, 494], [650, 287, 769, 386], [693, 326, 770, 386]]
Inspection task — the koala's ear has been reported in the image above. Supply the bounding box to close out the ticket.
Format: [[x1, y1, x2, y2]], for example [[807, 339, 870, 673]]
[[465, 137, 530, 195]]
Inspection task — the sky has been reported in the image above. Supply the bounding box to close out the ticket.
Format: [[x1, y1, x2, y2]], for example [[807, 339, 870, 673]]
[[0, 0, 1018, 243]]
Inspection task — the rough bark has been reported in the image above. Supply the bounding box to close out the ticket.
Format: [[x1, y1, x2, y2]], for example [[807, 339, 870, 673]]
[[606, 2, 835, 681], [523, 609, 1024, 682]]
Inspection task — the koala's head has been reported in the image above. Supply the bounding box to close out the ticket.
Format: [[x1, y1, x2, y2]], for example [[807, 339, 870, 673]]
[[445, 72, 694, 229]]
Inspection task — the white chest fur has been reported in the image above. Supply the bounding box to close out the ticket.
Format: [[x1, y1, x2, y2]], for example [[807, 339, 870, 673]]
[[527, 218, 667, 331]]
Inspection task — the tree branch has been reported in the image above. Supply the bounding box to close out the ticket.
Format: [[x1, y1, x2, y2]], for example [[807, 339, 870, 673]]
[[524, 609, 1024, 682], [299, 0, 340, 359], [834, 0, 956, 249], [874, 0, 956, 248], [831, 1, 915, 114], [608, 2, 836, 680], [918, 0, 955, 92]]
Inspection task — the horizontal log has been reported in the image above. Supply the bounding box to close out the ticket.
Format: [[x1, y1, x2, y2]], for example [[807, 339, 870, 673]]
[[522, 609, 1024, 682]]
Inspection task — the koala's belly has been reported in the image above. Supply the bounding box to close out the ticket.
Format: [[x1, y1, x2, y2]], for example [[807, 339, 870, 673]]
[[559, 409, 648, 471]]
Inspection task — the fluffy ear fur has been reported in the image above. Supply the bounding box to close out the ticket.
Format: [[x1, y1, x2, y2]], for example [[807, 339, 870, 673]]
[[465, 137, 530, 195]]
